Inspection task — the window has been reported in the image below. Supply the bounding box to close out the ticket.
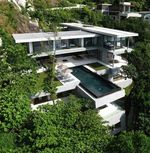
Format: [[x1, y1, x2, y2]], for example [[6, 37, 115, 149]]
[[84, 38, 97, 47], [33, 41, 53, 52], [103, 36, 114, 50], [69, 39, 81, 48]]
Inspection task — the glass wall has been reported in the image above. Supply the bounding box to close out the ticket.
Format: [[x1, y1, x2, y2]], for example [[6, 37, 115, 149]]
[[69, 39, 81, 48], [116, 38, 126, 49], [84, 37, 97, 47], [103, 36, 115, 50], [55, 38, 82, 50], [33, 41, 53, 53], [103, 36, 127, 50]]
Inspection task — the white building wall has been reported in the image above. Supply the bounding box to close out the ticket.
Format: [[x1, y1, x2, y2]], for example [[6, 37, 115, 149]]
[[76, 85, 125, 108]]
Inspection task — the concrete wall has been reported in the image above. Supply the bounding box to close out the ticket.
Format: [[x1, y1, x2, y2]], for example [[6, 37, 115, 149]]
[[95, 89, 125, 108], [114, 78, 132, 88], [77, 85, 125, 109], [56, 77, 80, 93]]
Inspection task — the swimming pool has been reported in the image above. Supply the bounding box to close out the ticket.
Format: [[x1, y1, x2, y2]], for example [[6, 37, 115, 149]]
[[71, 66, 121, 98]]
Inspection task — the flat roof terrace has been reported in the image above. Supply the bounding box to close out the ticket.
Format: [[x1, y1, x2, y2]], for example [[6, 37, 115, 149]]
[[12, 30, 98, 43], [61, 23, 139, 38]]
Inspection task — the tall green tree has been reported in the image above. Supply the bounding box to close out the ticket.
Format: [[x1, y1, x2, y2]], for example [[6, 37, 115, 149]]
[[0, 29, 39, 131], [123, 42, 150, 136], [106, 131, 150, 153], [18, 96, 111, 153]]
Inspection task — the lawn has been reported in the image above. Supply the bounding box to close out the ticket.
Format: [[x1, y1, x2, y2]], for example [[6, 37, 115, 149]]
[[88, 63, 107, 71], [36, 72, 62, 90]]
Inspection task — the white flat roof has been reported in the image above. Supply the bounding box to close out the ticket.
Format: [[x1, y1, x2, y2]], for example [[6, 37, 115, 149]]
[[99, 3, 112, 6], [61, 23, 138, 38], [121, 12, 142, 18], [13, 30, 98, 43], [120, 2, 131, 6]]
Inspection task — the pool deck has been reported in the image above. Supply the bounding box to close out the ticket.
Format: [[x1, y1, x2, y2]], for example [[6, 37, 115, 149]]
[[56, 55, 99, 68], [56, 55, 127, 69]]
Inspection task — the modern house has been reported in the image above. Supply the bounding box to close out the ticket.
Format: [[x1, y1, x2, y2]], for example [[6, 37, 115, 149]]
[[119, 2, 142, 19], [140, 11, 150, 23], [12, 23, 138, 133], [97, 3, 112, 15], [97, 2, 142, 19]]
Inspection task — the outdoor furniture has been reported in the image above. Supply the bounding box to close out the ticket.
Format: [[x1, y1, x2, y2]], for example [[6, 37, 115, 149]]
[[56, 63, 73, 82]]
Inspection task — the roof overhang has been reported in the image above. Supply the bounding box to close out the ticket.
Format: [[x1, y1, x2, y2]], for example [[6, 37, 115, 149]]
[[13, 30, 98, 43], [61, 23, 139, 38]]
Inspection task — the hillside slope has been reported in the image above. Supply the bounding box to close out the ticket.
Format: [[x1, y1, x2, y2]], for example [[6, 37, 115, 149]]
[[0, 1, 39, 33]]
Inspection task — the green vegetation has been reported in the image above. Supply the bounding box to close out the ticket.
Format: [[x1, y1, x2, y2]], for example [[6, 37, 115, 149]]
[[0, 0, 150, 152], [0, 1, 35, 33], [88, 62, 108, 71], [107, 131, 150, 153], [37, 72, 62, 90], [0, 29, 39, 132], [17, 96, 111, 153], [125, 83, 133, 96], [0, 133, 17, 152], [123, 42, 150, 136], [30, 6, 102, 31]]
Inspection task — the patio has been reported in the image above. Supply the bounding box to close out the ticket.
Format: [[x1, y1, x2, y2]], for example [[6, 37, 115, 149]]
[[56, 54, 99, 68]]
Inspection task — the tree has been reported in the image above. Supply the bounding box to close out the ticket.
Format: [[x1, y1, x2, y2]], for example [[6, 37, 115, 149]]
[[43, 23, 58, 103], [0, 133, 16, 153], [128, 0, 146, 11], [43, 55, 57, 103], [123, 42, 150, 136], [106, 131, 150, 153], [0, 29, 39, 131], [17, 95, 111, 153]]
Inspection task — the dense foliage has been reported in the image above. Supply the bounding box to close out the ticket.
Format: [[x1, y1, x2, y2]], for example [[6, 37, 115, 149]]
[[0, 0, 150, 152], [107, 131, 150, 153], [0, 1, 36, 33], [0, 29, 39, 132], [17, 96, 111, 153], [30, 6, 102, 31], [123, 43, 150, 136]]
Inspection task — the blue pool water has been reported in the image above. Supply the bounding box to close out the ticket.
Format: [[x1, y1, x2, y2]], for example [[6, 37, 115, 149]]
[[71, 66, 120, 98]]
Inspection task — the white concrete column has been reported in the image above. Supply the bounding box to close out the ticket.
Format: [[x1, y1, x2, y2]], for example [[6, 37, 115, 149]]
[[53, 40, 56, 51], [128, 6, 131, 12], [113, 37, 116, 67], [81, 38, 84, 47], [29, 42, 33, 54]]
